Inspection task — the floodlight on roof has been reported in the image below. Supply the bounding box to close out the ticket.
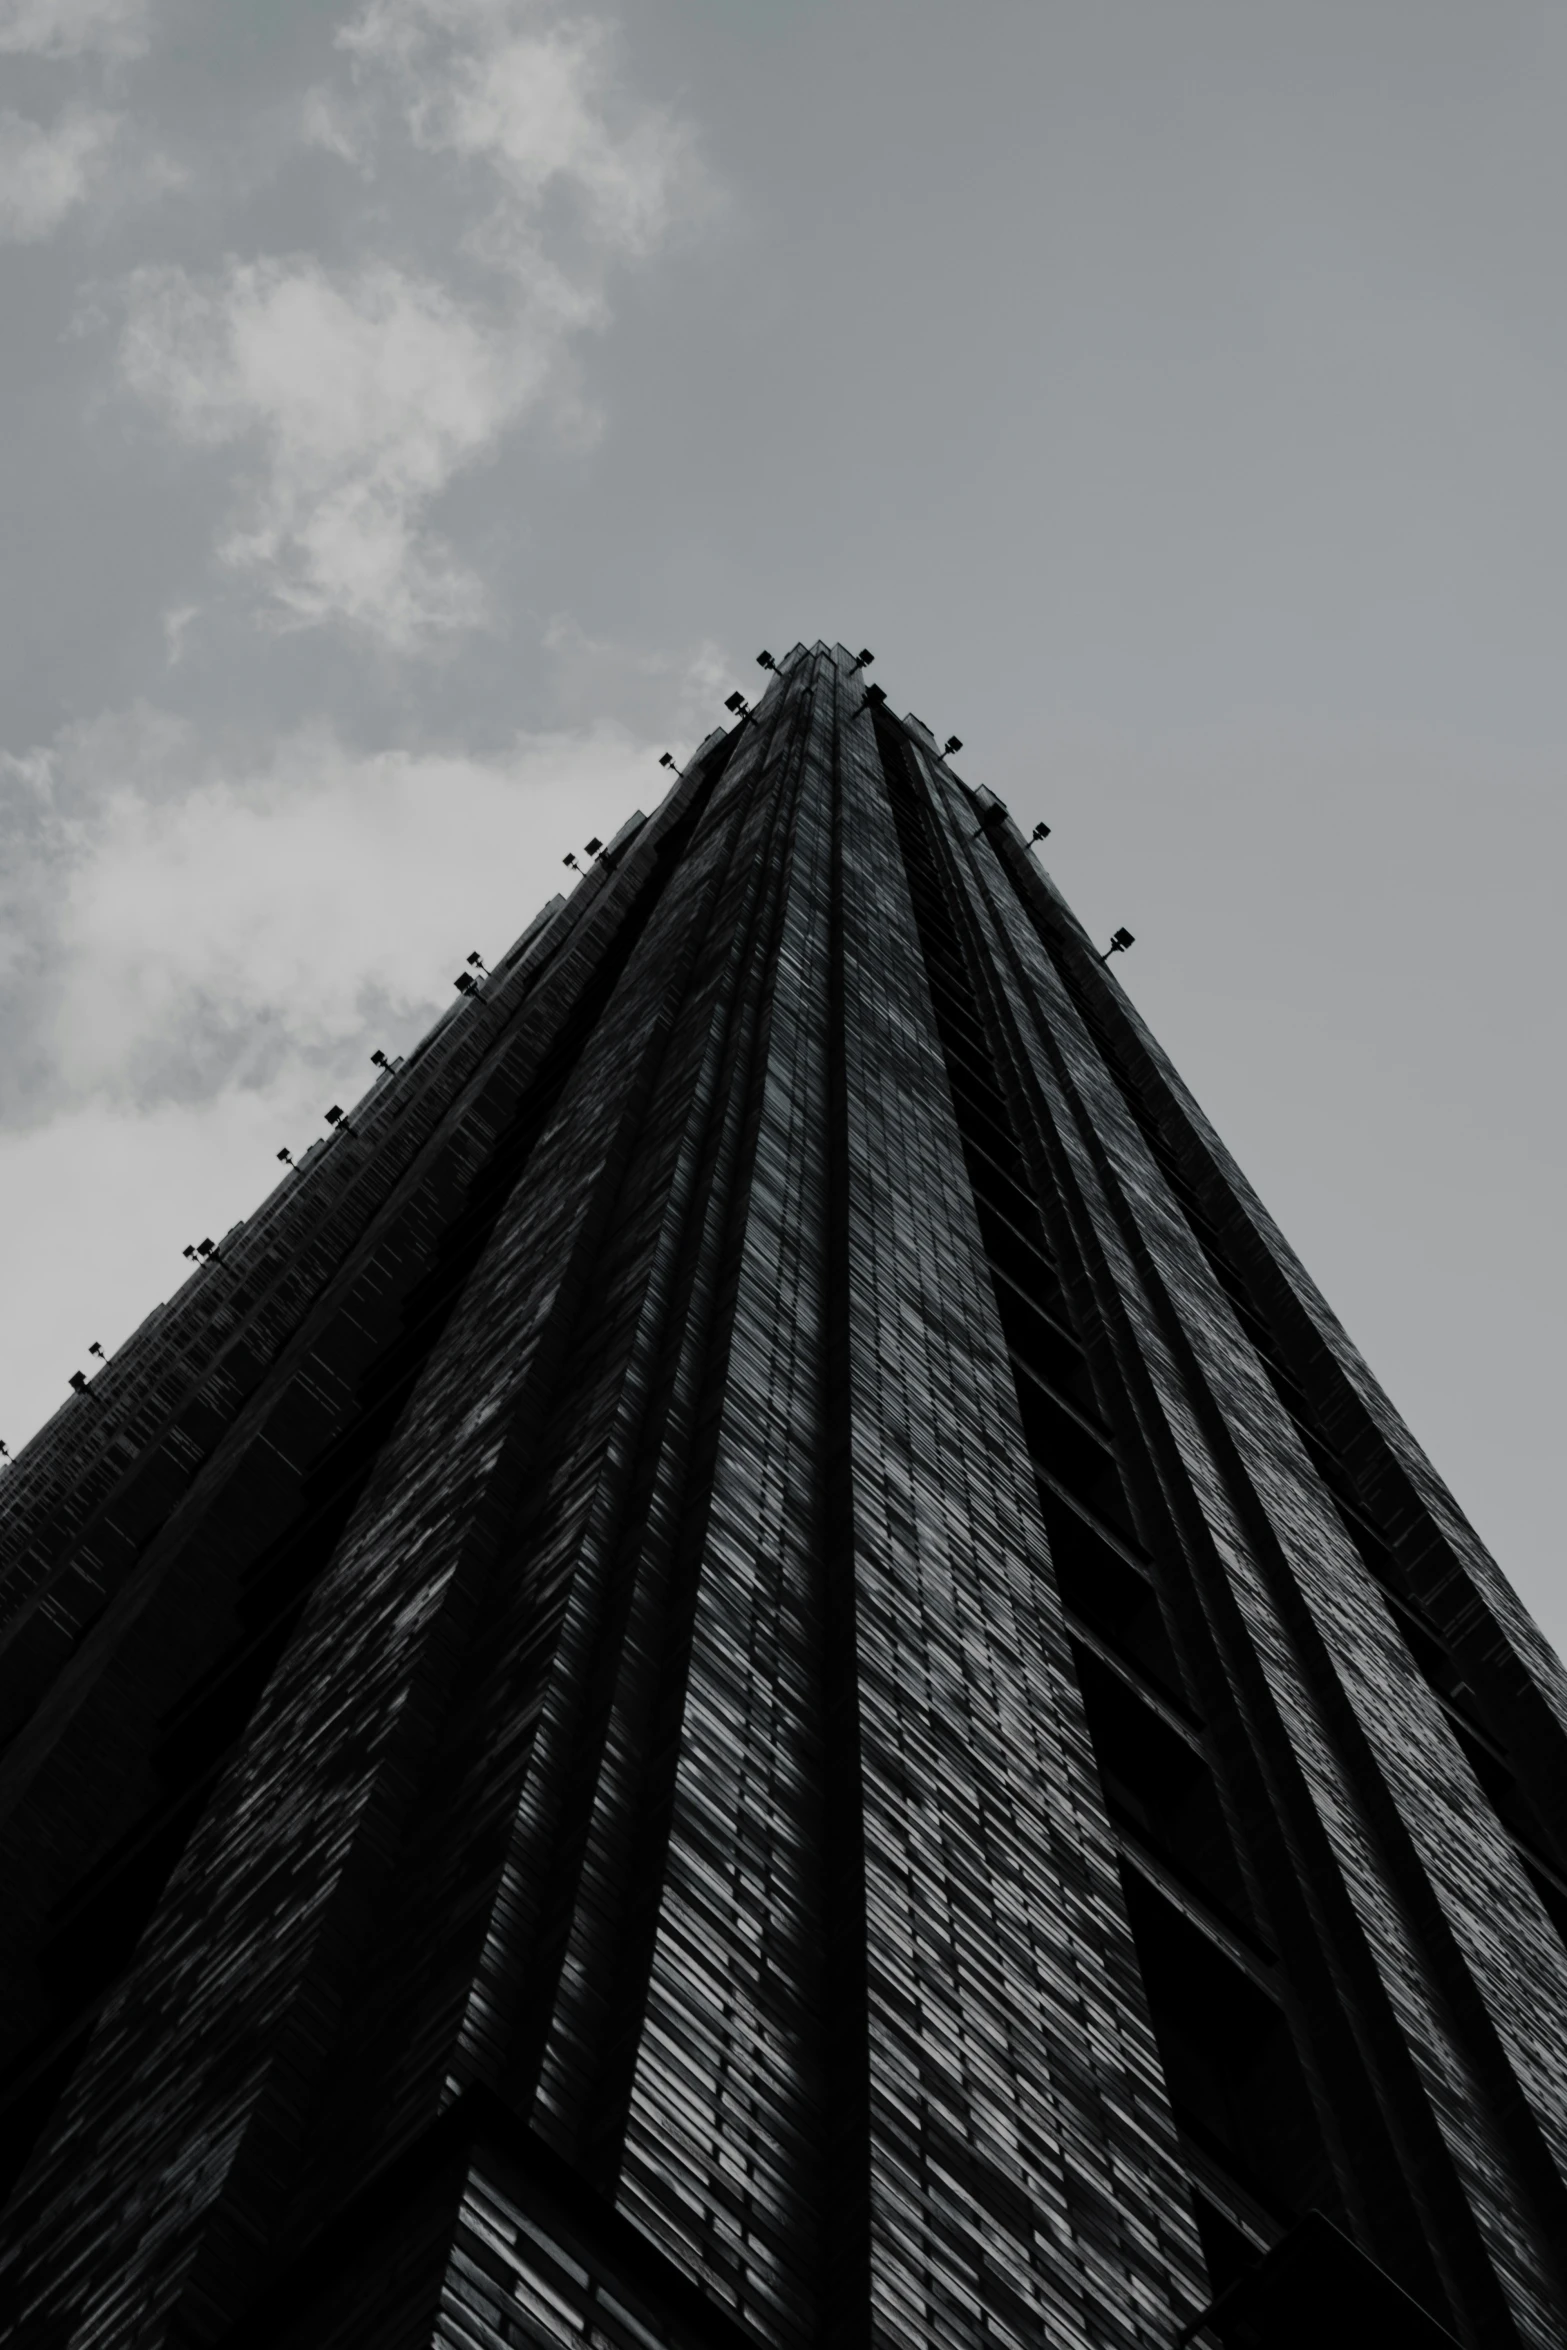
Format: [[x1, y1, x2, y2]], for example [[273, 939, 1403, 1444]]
[[756, 651, 776, 671], [1030, 821, 1051, 844], [585, 837, 603, 856], [659, 752, 676, 769], [943, 736, 963, 758], [724, 691, 750, 717], [1100, 927, 1136, 962]]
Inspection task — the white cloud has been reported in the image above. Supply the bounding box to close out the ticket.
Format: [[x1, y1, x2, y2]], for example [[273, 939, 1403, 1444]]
[[0, 0, 148, 58], [117, 0, 702, 645], [0, 103, 119, 241], [2, 704, 654, 1121], [161, 602, 198, 664], [119, 256, 594, 641], [298, 85, 371, 171], [342, 0, 695, 259]]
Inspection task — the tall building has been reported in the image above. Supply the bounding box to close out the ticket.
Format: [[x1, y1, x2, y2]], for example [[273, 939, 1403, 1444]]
[[0, 640, 1564, 2350]]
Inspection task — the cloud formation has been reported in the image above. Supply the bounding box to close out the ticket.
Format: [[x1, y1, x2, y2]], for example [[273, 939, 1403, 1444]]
[[118, 257, 590, 640], [1, 704, 655, 1125], [0, 102, 119, 240], [0, 0, 178, 243], [343, 0, 691, 258], [117, 0, 700, 645]]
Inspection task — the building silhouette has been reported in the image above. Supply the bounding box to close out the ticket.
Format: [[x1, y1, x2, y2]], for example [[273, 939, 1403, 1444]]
[[1, 640, 1564, 2349]]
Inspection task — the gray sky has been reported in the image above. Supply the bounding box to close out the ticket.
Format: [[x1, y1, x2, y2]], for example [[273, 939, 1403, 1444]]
[[2, 0, 1563, 1653]]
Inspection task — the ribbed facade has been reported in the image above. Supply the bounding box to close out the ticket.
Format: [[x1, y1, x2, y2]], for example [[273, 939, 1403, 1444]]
[[1, 641, 1564, 2350]]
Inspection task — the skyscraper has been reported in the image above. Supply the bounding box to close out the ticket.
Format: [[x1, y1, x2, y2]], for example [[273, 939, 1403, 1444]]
[[1, 639, 1564, 2350]]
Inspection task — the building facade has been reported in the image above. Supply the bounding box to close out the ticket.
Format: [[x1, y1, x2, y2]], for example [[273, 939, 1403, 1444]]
[[1, 641, 1565, 2350]]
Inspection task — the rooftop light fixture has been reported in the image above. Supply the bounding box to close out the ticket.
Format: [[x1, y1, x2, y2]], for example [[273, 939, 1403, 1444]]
[[324, 1106, 355, 1136], [854, 649, 875, 669], [756, 651, 776, 670], [1100, 927, 1135, 963], [563, 853, 580, 871], [659, 752, 676, 769], [277, 1147, 294, 1166], [943, 736, 963, 758], [1030, 822, 1051, 844], [584, 838, 603, 857], [723, 691, 751, 718]]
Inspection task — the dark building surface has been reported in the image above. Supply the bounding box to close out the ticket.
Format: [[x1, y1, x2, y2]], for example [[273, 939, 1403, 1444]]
[[1, 641, 1565, 2350]]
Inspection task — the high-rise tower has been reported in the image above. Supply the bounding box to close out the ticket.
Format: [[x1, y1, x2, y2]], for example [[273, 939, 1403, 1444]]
[[1, 642, 1564, 2350]]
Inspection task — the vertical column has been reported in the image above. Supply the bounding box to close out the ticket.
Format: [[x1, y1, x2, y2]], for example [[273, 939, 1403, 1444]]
[[609, 654, 838, 2349], [265, 688, 811, 2232], [834, 662, 1206, 2350], [941, 772, 1567, 2346]]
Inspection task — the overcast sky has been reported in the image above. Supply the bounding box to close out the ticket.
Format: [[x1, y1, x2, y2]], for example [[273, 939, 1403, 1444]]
[[1, 0, 1563, 1653]]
